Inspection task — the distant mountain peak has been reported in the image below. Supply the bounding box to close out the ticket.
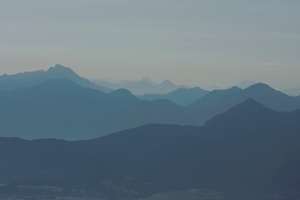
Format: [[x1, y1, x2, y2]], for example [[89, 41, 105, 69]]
[[45, 64, 113, 92], [226, 98, 277, 118], [160, 79, 173, 86], [232, 98, 267, 111], [0, 64, 113, 93], [229, 86, 241, 90], [54, 63, 67, 68], [44, 64, 85, 83], [140, 77, 159, 86], [109, 88, 135, 96], [211, 86, 241, 93], [214, 98, 269, 117], [141, 77, 153, 82], [204, 98, 272, 127], [246, 82, 272, 90], [47, 64, 75, 75]]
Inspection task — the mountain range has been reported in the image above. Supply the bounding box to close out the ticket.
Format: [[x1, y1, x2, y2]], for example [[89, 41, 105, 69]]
[[187, 83, 300, 126], [93, 77, 189, 95], [0, 77, 198, 140], [1, 65, 300, 199], [0, 64, 112, 93], [139, 87, 209, 106], [1, 75, 300, 140], [0, 99, 299, 199], [0, 78, 139, 140]]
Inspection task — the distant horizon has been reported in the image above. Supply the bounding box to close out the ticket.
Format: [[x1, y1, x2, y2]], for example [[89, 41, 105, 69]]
[[1, 1, 300, 89], [0, 63, 299, 91]]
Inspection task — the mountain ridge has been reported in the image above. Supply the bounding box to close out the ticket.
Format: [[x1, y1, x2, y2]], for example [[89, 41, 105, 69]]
[[0, 98, 299, 199], [0, 78, 138, 140], [139, 87, 209, 106], [187, 83, 300, 126], [0, 64, 112, 92], [93, 77, 189, 95]]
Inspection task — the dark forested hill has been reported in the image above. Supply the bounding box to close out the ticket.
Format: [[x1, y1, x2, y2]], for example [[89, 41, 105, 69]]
[[0, 99, 299, 199]]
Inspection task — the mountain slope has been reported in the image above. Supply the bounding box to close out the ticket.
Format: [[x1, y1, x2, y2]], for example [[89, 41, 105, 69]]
[[99, 99, 195, 134], [188, 83, 300, 125], [0, 99, 300, 199], [139, 87, 209, 106], [0, 78, 138, 140], [0, 78, 195, 140], [188, 86, 241, 107], [235, 83, 300, 111], [0, 64, 112, 92]]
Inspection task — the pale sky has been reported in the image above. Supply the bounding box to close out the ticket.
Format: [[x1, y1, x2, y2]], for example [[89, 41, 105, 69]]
[[1, 0, 300, 89]]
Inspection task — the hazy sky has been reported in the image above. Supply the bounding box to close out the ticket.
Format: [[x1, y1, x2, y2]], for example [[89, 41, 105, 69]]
[[1, 0, 300, 88]]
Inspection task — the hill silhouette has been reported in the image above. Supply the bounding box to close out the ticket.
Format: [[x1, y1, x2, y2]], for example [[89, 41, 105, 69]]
[[2, 81, 300, 140], [0, 64, 112, 92], [0, 78, 138, 140], [188, 86, 241, 108], [0, 99, 300, 199], [0, 78, 196, 140], [187, 83, 300, 125], [139, 87, 208, 106], [99, 99, 196, 134]]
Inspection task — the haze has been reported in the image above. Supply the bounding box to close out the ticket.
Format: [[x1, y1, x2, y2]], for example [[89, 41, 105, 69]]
[[1, 0, 300, 88]]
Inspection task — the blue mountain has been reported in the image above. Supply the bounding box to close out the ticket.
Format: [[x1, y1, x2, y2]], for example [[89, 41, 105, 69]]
[[0, 99, 299, 199], [0, 64, 112, 92]]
